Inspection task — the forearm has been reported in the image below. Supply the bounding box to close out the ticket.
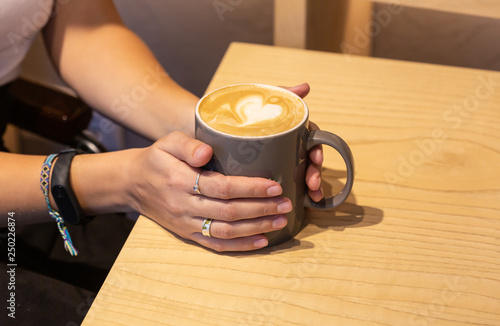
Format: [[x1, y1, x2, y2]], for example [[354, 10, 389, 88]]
[[0, 151, 135, 227], [0, 153, 51, 226], [43, 0, 198, 140]]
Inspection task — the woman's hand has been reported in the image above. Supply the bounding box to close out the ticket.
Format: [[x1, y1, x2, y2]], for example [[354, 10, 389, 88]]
[[128, 132, 291, 252], [283, 83, 324, 202], [127, 83, 322, 253]]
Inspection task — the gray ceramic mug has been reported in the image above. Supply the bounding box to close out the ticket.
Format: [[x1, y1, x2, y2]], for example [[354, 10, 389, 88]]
[[195, 84, 354, 246]]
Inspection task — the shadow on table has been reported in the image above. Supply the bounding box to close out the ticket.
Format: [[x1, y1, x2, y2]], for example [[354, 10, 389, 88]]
[[228, 168, 385, 256], [305, 201, 383, 231], [303, 166, 384, 229]]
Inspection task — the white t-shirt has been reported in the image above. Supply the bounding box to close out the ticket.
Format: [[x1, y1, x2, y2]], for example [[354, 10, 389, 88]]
[[0, 0, 54, 86]]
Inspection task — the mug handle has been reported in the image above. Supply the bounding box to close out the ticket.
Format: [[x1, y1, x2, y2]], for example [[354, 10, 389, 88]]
[[304, 130, 355, 209]]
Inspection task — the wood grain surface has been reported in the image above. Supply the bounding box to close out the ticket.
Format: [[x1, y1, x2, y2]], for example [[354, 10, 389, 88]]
[[83, 43, 500, 326]]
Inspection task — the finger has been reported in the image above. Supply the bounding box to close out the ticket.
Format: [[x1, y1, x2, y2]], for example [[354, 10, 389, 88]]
[[191, 233, 270, 252], [190, 196, 293, 221], [206, 215, 288, 239], [308, 145, 324, 166], [308, 187, 324, 203], [306, 162, 322, 192], [193, 170, 284, 199], [281, 83, 310, 98], [156, 131, 213, 167], [308, 121, 324, 165]]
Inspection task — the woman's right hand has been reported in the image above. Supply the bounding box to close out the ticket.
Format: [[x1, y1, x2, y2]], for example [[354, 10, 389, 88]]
[[127, 131, 291, 252]]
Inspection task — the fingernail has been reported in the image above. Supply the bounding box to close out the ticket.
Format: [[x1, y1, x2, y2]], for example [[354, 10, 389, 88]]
[[254, 238, 268, 248], [277, 199, 292, 213], [273, 216, 288, 229], [194, 144, 210, 161], [267, 185, 282, 196]]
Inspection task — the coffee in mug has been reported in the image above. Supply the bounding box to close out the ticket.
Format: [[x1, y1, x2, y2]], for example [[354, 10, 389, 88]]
[[195, 84, 354, 246], [198, 84, 306, 137]]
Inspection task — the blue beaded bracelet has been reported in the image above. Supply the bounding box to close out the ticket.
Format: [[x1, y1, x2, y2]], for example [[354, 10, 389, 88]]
[[40, 154, 78, 256]]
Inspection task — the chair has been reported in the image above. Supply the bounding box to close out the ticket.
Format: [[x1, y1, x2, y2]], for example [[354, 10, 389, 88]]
[[3, 78, 106, 153], [273, 0, 500, 56]]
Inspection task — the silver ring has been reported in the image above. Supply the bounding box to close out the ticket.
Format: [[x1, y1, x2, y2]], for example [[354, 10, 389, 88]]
[[193, 171, 202, 195], [201, 218, 213, 237]]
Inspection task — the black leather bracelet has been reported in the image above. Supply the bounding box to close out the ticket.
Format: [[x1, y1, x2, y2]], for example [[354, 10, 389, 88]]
[[51, 150, 94, 225]]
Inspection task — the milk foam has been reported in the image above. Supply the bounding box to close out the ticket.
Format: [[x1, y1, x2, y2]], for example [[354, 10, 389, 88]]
[[199, 85, 306, 137], [236, 95, 283, 126]]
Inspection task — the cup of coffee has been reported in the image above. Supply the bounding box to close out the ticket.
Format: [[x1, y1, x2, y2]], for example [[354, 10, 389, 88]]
[[195, 84, 354, 246]]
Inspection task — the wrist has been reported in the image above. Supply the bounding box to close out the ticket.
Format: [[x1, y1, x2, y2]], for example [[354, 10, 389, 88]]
[[69, 149, 139, 215]]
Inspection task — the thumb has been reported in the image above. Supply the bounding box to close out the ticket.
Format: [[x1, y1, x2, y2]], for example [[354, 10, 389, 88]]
[[156, 131, 213, 167]]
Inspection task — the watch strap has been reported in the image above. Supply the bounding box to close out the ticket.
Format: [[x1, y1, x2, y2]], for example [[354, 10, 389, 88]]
[[51, 150, 94, 225]]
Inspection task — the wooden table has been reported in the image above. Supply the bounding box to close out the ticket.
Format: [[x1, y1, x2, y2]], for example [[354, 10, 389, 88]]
[[83, 43, 500, 325]]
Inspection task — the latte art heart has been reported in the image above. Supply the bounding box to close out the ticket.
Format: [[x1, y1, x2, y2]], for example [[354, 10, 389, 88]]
[[236, 95, 283, 126], [198, 85, 306, 137]]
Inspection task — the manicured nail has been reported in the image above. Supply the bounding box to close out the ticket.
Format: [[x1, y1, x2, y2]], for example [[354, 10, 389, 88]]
[[254, 238, 268, 248], [273, 216, 288, 229], [277, 199, 292, 213], [267, 185, 282, 196], [194, 144, 210, 161]]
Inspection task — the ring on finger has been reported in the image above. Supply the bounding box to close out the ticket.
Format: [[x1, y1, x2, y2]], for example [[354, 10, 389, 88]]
[[193, 171, 202, 195], [201, 218, 213, 237]]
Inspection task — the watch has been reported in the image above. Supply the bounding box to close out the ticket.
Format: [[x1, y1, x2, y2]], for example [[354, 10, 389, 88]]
[[51, 150, 94, 225]]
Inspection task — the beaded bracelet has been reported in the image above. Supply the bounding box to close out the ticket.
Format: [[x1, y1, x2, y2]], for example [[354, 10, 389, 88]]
[[40, 154, 78, 256]]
